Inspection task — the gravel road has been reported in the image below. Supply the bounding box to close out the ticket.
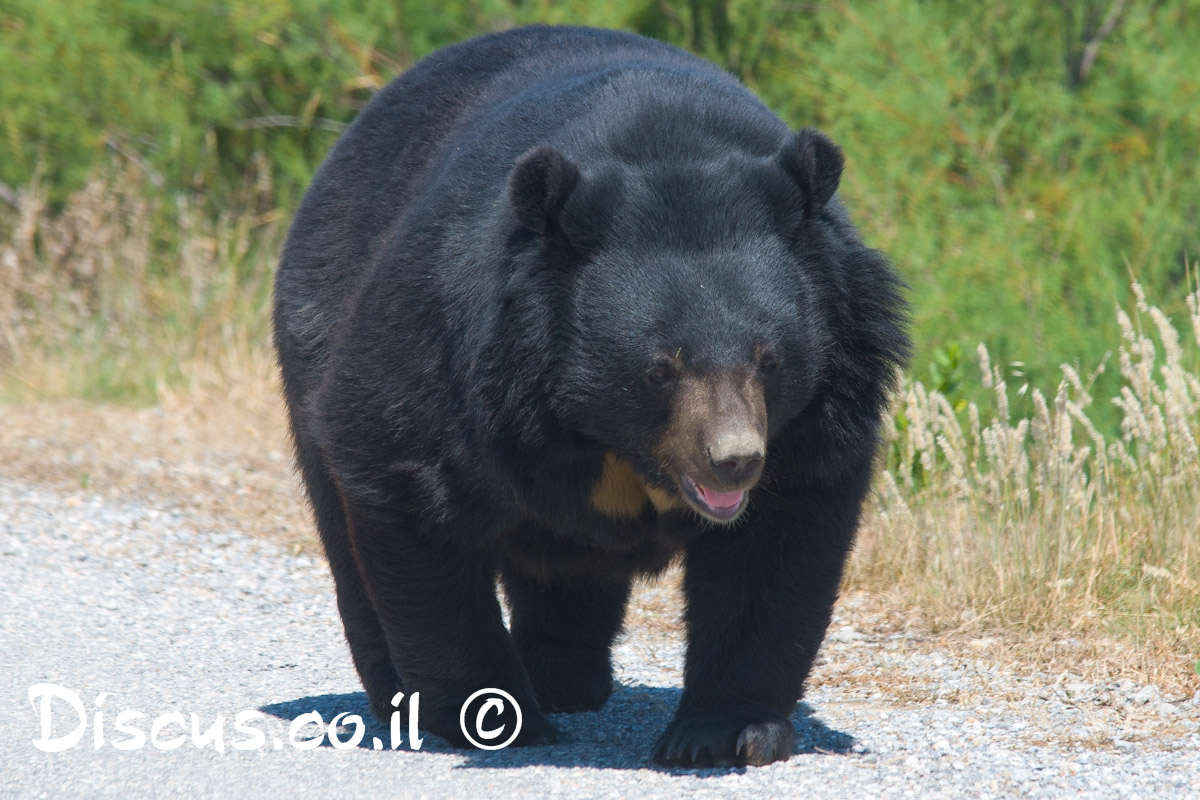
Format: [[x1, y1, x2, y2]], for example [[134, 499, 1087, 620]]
[[2, 475, 1198, 798]]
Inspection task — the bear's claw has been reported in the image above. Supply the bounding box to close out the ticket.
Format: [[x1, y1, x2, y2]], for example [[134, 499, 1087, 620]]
[[652, 714, 794, 768]]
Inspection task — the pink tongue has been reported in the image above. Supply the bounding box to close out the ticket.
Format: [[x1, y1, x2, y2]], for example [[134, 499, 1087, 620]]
[[696, 485, 745, 510]]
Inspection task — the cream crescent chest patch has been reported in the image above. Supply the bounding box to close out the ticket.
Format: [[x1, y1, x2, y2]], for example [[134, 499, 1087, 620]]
[[590, 452, 679, 517]]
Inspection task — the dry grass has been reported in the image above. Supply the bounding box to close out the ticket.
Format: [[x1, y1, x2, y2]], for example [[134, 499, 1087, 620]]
[[1, 174, 1198, 696], [0, 362, 313, 549], [818, 591, 1199, 703], [0, 167, 280, 401], [850, 282, 1200, 681]]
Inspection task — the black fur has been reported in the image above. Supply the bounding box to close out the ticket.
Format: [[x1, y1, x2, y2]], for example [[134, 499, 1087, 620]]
[[273, 24, 910, 767]]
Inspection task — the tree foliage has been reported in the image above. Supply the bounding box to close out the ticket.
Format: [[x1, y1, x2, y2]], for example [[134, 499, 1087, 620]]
[[2, 0, 1197, 418]]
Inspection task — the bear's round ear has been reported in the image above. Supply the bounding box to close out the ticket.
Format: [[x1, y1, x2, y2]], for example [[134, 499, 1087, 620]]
[[508, 145, 582, 240], [775, 128, 845, 218]]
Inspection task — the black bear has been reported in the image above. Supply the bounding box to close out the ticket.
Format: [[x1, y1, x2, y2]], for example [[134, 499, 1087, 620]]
[[273, 24, 909, 767]]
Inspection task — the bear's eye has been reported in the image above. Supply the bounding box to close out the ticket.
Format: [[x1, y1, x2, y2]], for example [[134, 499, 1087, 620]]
[[757, 350, 781, 378], [645, 361, 678, 389]]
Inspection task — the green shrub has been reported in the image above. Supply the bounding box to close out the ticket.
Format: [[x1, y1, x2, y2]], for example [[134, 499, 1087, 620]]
[[1, 1, 1198, 420]]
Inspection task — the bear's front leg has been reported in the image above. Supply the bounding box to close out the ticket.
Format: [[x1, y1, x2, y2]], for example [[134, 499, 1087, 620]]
[[343, 505, 559, 748], [653, 478, 865, 768], [502, 569, 631, 713]]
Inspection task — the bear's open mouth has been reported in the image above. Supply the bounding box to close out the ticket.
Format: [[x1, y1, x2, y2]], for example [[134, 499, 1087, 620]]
[[680, 475, 746, 521]]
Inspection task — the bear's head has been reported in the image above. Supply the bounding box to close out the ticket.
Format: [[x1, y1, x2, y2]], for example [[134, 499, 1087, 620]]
[[507, 129, 848, 524]]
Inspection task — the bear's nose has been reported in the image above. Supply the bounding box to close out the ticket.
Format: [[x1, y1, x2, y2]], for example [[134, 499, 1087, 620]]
[[708, 449, 764, 486]]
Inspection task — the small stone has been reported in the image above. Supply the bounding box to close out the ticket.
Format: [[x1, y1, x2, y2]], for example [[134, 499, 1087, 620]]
[[828, 626, 868, 643], [1130, 685, 1161, 705]]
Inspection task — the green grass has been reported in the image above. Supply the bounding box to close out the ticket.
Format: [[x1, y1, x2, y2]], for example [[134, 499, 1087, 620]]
[[3, 1, 1198, 422]]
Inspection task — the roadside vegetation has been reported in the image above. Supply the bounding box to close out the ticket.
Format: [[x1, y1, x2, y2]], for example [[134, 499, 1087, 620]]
[[855, 285, 1199, 652]]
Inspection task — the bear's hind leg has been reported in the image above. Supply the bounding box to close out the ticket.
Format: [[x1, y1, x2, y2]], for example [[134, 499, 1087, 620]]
[[294, 439, 403, 722], [502, 570, 631, 713]]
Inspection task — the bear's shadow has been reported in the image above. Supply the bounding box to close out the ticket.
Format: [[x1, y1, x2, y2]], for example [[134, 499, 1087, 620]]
[[260, 685, 856, 773]]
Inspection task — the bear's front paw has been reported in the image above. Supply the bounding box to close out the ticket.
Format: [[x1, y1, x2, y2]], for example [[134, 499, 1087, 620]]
[[652, 712, 794, 768], [522, 648, 614, 713]]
